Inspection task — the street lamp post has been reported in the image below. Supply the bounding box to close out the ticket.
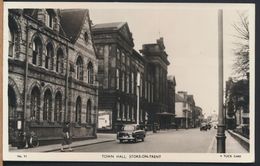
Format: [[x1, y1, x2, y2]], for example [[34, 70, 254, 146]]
[[136, 72, 140, 125], [216, 9, 226, 153]]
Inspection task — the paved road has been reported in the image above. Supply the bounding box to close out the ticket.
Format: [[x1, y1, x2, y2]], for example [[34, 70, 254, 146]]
[[72, 128, 216, 153]]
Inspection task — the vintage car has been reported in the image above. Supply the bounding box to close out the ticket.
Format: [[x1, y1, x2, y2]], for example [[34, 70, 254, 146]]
[[117, 124, 146, 143], [200, 123, 208, 131]]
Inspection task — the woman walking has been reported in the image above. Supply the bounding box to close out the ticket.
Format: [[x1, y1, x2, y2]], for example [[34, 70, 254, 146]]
[[60, 122, 73, 152]]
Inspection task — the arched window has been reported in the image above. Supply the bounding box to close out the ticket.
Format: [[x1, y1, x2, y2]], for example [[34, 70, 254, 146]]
[[8, 17, 19, 57], [75, 97, 81, 124], [54, 92, 62, 122], [30, 86, 40, 121], [86, 99, 91, 124], [76, 56, 83, 80], [46, 42, 54, 69], [8, 27, 15, 57], [43, 89, 52, 121], [56, 48, 64, 73], [87, 62, 94, 84], [32, 37, 43, 66]]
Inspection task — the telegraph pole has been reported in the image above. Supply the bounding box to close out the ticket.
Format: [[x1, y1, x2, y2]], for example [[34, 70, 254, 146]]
[[216, 9, 226, 153]]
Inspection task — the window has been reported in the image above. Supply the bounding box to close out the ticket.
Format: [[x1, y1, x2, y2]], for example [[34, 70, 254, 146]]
[[32, 37, 42, 66], [56, 48, 64, 73], [140, 109, 143, 122], [76, 56, 83, 80], [54, 92, 62, 122], [46, 10, 53, 28], [8, 86, 17, 121], [46, 42, 54, 69], [75, 97, 82, 124], [122, 72, 125, 92], [117, 102, 120, 120], [126, 56, 130, 66], [116, 48, 120, 60], [43, 89, 52, 121], [8, 27, 15, 57], [126, 74, 129, 93], [132, 106, 135, 122], [151, 84, 154, 102], [87, 62, 94, 84], [145, 81, 147, 99], [148, 82, 150, 103], [122, 52, 125, 64], [8, 17, 19, 57], [127, 105, 130, 121], [122, 104, 125, 121], [131, 72, 134, 94], [116, 69, 120, 90], [86, 99, 91, 124], [30, 87, 40, 121], [140, 76, 143, 97]]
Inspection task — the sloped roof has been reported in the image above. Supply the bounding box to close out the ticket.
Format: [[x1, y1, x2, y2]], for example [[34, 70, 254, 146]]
[[175, 93, 185, 102], [60, 9, 88, 43], [92, 22, 126, 31]]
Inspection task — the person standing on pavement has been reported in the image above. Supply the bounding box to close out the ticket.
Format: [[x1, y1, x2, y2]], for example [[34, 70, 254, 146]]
[[60, 122, 73, 152]]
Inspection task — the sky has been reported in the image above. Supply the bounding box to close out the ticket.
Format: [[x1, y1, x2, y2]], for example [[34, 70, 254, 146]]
[[88, 4, 253, 117]]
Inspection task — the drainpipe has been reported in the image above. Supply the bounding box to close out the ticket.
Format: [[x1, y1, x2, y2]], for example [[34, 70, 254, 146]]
[[64, 41, 69, 122], [23, 20, 30, 132]]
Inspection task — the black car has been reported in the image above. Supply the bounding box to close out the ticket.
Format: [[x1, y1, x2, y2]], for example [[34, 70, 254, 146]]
[[200, 123, 208, 131], [117, 124, 146, 143]]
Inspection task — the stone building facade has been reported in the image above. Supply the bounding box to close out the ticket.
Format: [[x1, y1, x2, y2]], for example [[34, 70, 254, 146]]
[[92, 22, 172, 132], [8, 9, 98, 147]]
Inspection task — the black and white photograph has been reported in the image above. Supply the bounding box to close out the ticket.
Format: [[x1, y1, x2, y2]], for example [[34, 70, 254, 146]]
[[3, 2, 255, 162]]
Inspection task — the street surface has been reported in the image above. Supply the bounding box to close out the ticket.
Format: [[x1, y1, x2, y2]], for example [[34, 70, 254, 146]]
[[71, 128, 216, 153]]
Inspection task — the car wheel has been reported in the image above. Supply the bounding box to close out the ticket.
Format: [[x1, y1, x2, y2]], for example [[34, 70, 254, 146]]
[[119, 140, 123, 143], [141, 138, 144, 142]]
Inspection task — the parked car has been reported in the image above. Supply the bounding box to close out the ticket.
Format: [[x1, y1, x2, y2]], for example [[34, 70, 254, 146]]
[[207, 123, 212, 130], [200, 123, 208, 131], [117, 124, 146, 143]]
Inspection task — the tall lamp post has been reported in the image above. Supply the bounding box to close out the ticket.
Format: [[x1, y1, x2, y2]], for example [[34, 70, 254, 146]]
[[216, 9, 226, 153], [136, 72, 140, 125]]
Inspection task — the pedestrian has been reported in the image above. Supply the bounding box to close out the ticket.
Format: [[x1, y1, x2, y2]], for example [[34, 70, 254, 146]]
[[60, 122, 73, 152]]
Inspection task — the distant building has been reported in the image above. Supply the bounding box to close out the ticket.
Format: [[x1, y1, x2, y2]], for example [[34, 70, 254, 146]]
[[175, 91, 192, 128], [8, 9, 98, 147], [92, 22, 171, 131], [166, 76, 176, 127]]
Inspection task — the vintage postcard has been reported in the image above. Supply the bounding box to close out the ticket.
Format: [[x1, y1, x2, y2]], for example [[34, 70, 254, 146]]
[[3, 2, 255, 162]]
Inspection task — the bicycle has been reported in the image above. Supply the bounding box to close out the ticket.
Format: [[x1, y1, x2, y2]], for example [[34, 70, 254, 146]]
[[21, 131, 39, 148]]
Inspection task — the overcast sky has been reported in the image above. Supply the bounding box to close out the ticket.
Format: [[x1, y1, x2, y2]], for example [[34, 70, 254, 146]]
[[89, 4, 253, 117]]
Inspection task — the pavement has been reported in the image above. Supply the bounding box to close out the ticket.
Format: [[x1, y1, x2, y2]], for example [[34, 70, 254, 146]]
[[10, 133, 117, 152], [9, 128, 248, 153], [208, 130, 248, 153]]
